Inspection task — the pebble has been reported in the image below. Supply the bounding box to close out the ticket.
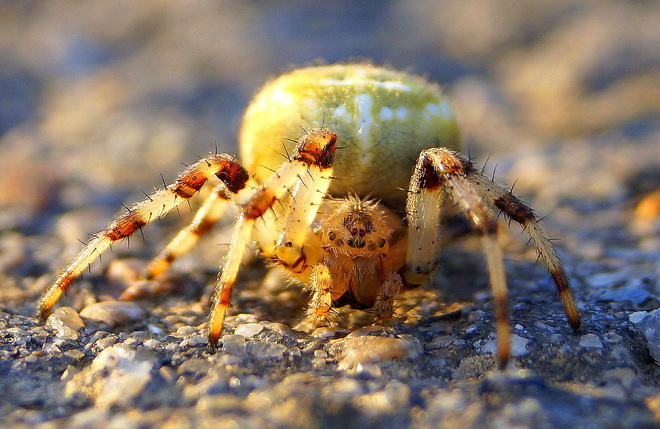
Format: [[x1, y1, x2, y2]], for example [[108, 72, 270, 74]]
[[311, 327, 336, 339], [46, 307, 85, 340], [510, 334, 531, 357], [64, 349, 85, 360], [178, 358, 212, 375], [579, 334, 604, 349], [586, 271, 630, 289], [629, 311, 648, 324], [179, 336, 206, 348], [354, 381, 411, 417], [601, 331, 623, 344], [175, 326, 197, 337], [332, 336, 422, 371], [65, 344, 156, 409], [427, 335, 466, 350], [143, 339, 161, 348], [479, 334, 530, 357], [602, 367, 639, 389], [597, 287, 652, 307], [629, 309, 660, 364], [95, 335, 118, 350], [246, 341, 288, 361], [221, 334, 248, 357], [234, 323, 264, 338], [79, 301, 146, 327]]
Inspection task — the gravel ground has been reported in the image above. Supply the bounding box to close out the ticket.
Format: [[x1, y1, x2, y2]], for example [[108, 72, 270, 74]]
[[1, 2, 659, 428]]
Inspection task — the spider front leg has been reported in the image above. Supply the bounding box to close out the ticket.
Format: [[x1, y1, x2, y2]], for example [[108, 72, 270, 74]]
[[207, 128, 337, 347], [406, 148, 513, 368], [405, 148, 580, 369], [37, 154, 251, 321]]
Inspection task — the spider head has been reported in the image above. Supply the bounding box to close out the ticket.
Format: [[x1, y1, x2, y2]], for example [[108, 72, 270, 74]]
[[319, 196, 393, 257]]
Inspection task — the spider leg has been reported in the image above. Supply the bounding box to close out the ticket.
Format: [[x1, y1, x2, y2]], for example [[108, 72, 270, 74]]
[[308, 264, 335, 322], [208, 128, 337, 347], [373, 272, 404, 321], [37, 154, 251, 321], [406, 148, 511, 368], [138, 185, 230, 282], [464, 167, 581, 332]]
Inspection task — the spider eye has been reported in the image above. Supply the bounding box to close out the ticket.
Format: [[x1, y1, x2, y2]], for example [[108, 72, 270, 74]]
[[328, 231, 336, 241], [378, 238, 386, 247]]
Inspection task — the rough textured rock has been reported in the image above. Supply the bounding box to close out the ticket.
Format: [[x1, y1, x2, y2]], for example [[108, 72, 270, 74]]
[[0, 2, 658, 428]]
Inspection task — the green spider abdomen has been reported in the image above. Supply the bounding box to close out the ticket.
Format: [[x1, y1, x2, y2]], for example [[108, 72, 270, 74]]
[[239, 64, 461, 209]]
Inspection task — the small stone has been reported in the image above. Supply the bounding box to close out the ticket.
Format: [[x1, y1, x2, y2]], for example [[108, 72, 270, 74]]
[[175, 326, 197, 336], [630, 308, 660, 364], [332, 335, 422, 371], [355, 381, 410, 416], [68, 408, 109, 429], [427, 335, 466, 350], [232, 313, 259, 324], [480, 334, 529, 357], [7, 327, 27, 336], [467, 310, 486, 323], [215, 353, 243, 366], [602, 367, 639, 389], [265, 322, 295, 337], [510, 334, 531, 357], [579, 334, 603, 349], [147, 325, 164, 334], [602, 331, 623, 343], [178, 358, 212, 375], [598, 286, 651, 307], [64, 349, 85, 360], [311, 327, 336, 339], [234, 323, 264, 338], [247, 340, 288, 360], [143, 339, 160, 348], [46, 307, 85, 340], [629, 311, 647, 324], [65, 344, 156, 409], [221, 334, 247, 357], [80, 301, 145, 327], [585, 271, 629, 289], [95, 335, 118, 350], [179, 336, 206, 348]]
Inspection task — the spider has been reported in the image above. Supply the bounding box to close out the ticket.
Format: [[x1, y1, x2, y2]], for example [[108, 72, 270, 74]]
[[38, 64, 580, 368]]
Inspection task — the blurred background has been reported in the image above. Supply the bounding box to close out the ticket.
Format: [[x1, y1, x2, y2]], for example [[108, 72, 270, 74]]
[[0, 1, 658, 278]]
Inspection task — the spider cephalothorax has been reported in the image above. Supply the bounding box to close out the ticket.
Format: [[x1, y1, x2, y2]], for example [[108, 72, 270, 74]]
[[38, 64, 580, 368]]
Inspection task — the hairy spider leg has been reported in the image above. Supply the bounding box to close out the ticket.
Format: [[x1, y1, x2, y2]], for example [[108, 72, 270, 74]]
[[406, 148, 511, 368], [141, 186, 230, 281], [465, 168, 581, 331], [116, 185, 236, 300], [405, 148, 581, 368], [207, 128, 337, 347], [37, 154, 251, 321]]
